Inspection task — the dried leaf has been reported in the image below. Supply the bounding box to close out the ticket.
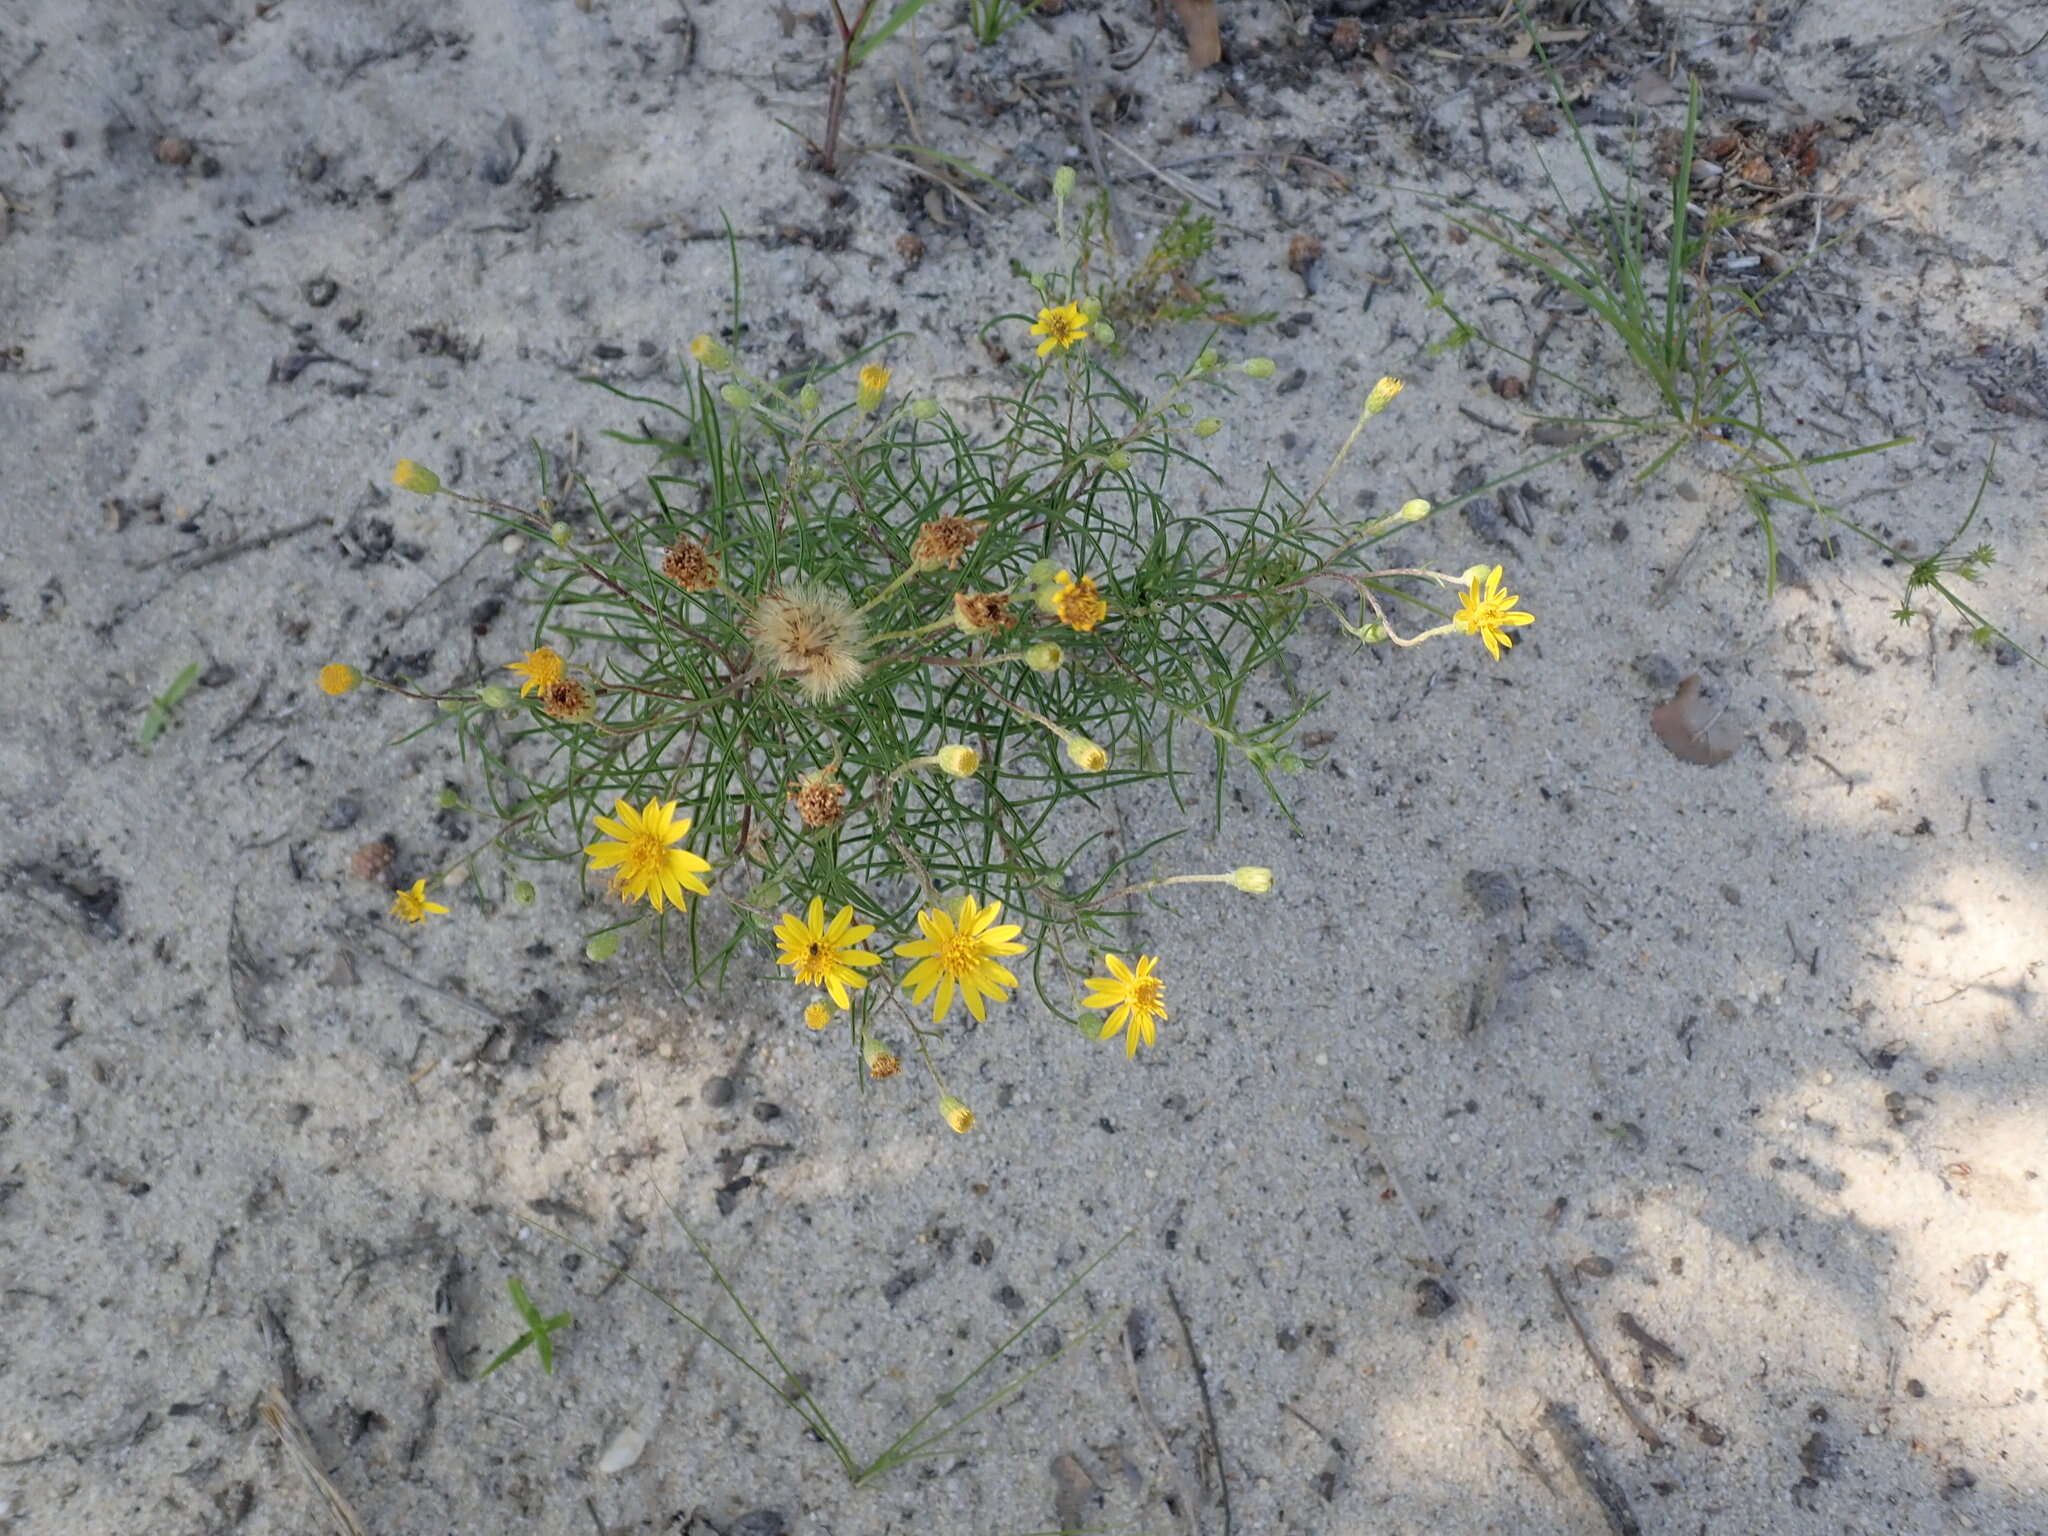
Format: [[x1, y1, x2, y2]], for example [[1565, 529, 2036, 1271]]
[[1650, 674, 1742, 766], [1173, 0, 1222, 71], [1051, 1451, 1097, 1531], [259, 1386, 368, 1536]]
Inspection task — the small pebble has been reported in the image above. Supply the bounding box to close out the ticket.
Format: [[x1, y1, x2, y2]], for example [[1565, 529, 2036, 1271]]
[[703, 1074, 735, 1108], [501, 533, 525, 556]]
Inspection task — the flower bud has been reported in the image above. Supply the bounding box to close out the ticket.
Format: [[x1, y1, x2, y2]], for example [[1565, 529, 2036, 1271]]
[[393, 459, 440, 495], [1104, 448, 1132, 472], [1364, 376, 1404, 415], [1026, 558, 1058, 588], [550, 521, 573, 547], [318, 663, 361, 697], [1024, 642, 1063, 673], [939, 1094, 975, 1134], [1092, 319, 1117, 346], [1398, 497, 1431, 523], [585, 929, 620, 962], [688, 333, 731, 370], [479, 684, 516, 710], [936, 744, 980, 778], [1240, 357, 1277, 379], [436, 786, 462, 809], [1354, 620, 1389, 644], [1195, 348, 1220, 373], [719, 383, 753, 410], [1078, 294, 1103, 321], [512, 879, 536, 905], [1052, 165, 1076, 203], [1229, 866, 1273, 895], [1064, 736, 1108, 773], [1193, 417, 1222, 438], [856, 363, 891, 413], [797, 383, 821, 415], [438, 698, 462, 713], [907, 397, 940, 420]]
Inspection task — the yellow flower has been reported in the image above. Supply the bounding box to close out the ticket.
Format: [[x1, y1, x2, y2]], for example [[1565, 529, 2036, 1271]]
[[392, 459, 440, 495], [584, 798, 713, 912], [896, 894, 1029, 1023], [1064, 735, 1108, 774], [506, 646, 566, 698], [1364, 376, 1404, 415], [1050, 570, 1108, 632], [939, 1094, 975, 1134], [318, 663, 361, 697], [857, 363, 892, 412], [1029, 302, 1089, 358], [804, 1001, 832, 1030], [1451, 564, 1535, 660], [1085, 953, 1167, 1058], [1229, 866, 1273, 894], [390, 879, 449, 924], [773, 897, 883, 1011]]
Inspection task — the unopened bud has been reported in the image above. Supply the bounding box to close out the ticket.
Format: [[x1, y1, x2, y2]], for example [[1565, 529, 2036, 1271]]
[[1229, 866, 1273, 894], [1104, 448, 1131, 472], [1195, 348, 1220, 373], [1240, 357, 1277, 379], [719, 383, 753, 409], [1193, 417, 1222, 438], [1064, 735, 1108, 774], [908, 397, 939, 420], [479, 684, 515, 710], [1078, 294, 1103, 321], [511, 879, 536, 905], [1092, 320, 1117, 345], [1364, 376, 1405, 415], [1052, 166, 1076, 202], [550, 521, 573, 547], [688, 333, 731, 371], [797, 383, 821, 415], [935, 744, 980, 778], [393, 459, 440, 495], [585, 929, 620, 962], [939, 1094, 975, 1134], [1024, 642, 1063, 673]]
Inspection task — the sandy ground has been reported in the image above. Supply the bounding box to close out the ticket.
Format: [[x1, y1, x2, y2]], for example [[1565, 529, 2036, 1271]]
[[3, 2, 2046, 1533]]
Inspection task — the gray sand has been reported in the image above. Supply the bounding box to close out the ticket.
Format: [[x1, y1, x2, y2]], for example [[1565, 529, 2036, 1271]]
[[2, 2, 2044, 1532]]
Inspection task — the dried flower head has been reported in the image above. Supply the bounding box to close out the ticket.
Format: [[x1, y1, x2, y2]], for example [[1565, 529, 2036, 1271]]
[[911, 516, 981, 572], [318, 663, 361, 697], [661, 535, 719, 593], [1050, 570, 1108, 633], [541, 677, 597, 723], [748, 583, 868, 703], [952, 591, 1016, 635], [861, 1034, 902, 1079], [790, 768, 848, 829]]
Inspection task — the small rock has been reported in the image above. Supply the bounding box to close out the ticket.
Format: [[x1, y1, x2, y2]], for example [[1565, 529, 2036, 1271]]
[[1581, 445, 1622, 481], [702, 1075, 736, 1108], [1547, 923, 1591, 968], [730, 1513, 788, 1536], [1574, 1255, 1615, 1278], [155, 135, 194, 166], [1413, 1278, 1456, 1318], [349, 838, 396, 882], [1463, 869, 1517, 918], [1800, 1430, 1839, 1481], [304, 276, 339, 308], [321, 796, 362, 832], [750, 1101, 782, 1122]]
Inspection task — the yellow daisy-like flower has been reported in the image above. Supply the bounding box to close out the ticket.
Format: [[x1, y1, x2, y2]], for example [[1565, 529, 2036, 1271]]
[[773, 897, 884, 1011], [318, 663, 360, 697], [390, 878, 449, 925], [1029, 302, 1089, 358], [1450, 564, 1535, 661], [506, 646, 566, 698], [1085, 953, 1167, 1057], [584, 798, 713, 912], [1050, 570, 1108, 632], [895, 894, 1029, 1023]]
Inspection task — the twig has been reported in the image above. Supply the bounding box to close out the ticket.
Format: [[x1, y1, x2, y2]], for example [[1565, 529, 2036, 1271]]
[[151, 513, 330, 576], [1166, 1280, 1233, 1536], [1069, 37, 1132, 261], [259, 1385, 369, 1536], [1328, 1099, 1453, 1280], [1539, 1400, 1642, 1536], [1102, 131, 1223, 209], [1485, 1408, 1557, 1497], [1119, 1311, 1200, 1536], [1543, 1265, 1666, 1451]]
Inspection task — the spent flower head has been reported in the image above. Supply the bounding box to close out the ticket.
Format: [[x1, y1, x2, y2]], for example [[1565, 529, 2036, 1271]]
[[661, 535, 719, 593], [912, 516, 981, 572], [1049, 570, 1108, 632], [748, 583, 867, 703]]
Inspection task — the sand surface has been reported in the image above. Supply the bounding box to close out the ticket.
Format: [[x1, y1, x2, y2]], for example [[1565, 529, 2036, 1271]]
[[2, 2, 2045, 1532]]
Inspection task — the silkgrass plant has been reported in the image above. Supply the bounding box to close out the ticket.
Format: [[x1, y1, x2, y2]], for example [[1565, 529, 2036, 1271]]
[[1399, 9, 2023, 651], [329, 193, 1537, 1127]]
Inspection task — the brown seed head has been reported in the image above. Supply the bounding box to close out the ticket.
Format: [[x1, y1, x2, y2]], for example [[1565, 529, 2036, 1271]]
[[541, 677, 597, 723], [791, 770, 848, 829], [661, 536, 719, 592], [911, 516, 981, 572], [952, 591, 1016, 635], [747, 583, 867, 703], [867, 1049, 901, 1080]]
